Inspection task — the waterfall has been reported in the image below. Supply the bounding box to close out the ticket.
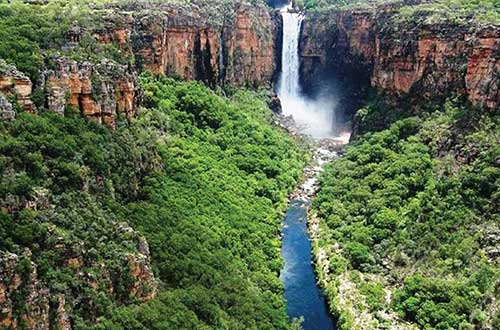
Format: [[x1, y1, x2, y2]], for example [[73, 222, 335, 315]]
[[277, 5, 338, 139], [278, 9, 303, 99]]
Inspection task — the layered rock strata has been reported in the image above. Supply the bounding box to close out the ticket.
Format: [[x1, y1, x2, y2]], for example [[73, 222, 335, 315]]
[[1, 2, 279, 127], [300, 5, 500, 114], [45, 57, 136, 128], [0, 60, 35, 114]]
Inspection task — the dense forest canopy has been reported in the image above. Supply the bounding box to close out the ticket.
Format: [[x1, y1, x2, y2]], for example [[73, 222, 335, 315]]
[[0, 75, 308, 329], [1, 0, 499, 329], [296, 0, 500, 24], [313, 100, 500, 329]]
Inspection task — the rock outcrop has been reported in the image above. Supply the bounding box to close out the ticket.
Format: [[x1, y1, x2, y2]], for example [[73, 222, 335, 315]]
[[0, 95, 15, 120], [0, 60, 35, 114], [300, 4, 500, 114], [45, 57, 136, 128], [0, 253, 49, 330], [0, 2, 279, 127], [0, 226, 157, 330]]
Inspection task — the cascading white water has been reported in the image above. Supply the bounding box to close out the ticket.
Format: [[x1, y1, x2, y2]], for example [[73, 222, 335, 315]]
[[278, 9, 303, 99], [277, 5, 339, 139]]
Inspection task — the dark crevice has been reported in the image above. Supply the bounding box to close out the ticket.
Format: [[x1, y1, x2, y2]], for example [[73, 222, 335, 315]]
[[217, 29, 227, 84], [194, 31, 216, 88]]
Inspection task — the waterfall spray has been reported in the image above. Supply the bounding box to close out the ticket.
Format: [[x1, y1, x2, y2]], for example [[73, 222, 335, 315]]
[[277, 4, 343, 139]]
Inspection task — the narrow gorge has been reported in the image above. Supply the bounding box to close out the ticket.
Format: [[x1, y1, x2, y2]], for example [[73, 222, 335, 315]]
[[276, 4, 338, 329], [0, 1, 499, 330]]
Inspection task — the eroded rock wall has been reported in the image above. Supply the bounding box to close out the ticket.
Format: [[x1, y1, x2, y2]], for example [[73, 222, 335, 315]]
[[104, 3, 277, 87], [1, 3, 279, 127], [0, 229, 157, 330], [45, 57, 136, 128], [0, 60, 35, 115], [300, 6, 500, 113]]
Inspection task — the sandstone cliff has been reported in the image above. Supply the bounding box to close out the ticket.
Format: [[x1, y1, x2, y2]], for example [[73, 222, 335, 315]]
[[0, 60, 35, 115], [0, 227, 157, 330], [76, 1, 276, 126], [300, 4, 500, 117], [0, 2, 278, 127], [95, 2, 277, 88]]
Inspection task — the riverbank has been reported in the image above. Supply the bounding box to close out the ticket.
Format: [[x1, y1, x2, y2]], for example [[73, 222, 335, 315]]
[[290, 138, 345, 200], [306, 135, 413, 330]]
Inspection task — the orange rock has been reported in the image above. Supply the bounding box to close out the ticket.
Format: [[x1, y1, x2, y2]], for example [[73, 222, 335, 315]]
[[0, 61, 35, 113], [45, 57, 136, 128], [466, 33, 500, 109], [302, 7, 499, 110], [127, 254, 157, 302]]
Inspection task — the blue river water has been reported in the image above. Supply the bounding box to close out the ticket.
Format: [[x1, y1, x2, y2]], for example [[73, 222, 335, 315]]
[[280, 199, 335, 330]]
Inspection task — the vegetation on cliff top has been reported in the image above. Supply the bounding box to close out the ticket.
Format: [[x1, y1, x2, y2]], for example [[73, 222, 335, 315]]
[[1, 75, 308, 329], [397, 0, 500, 25], [0, 0, 271, 87], [0, 0, 120, 83], [295, 0, 391, 11], [313, 101, 500, 329], [108, 0, 271, 28], [298, 0, 500, 24]]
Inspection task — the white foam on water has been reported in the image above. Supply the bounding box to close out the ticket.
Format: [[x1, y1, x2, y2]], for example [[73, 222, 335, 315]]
[[277, 6, 341, 139]]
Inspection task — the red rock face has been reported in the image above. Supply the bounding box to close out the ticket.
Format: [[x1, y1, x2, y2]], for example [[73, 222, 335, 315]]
[[0, 61, 35, 114], [466, 29, 500, 109], [301, 8, 500, 111], [337, 11, 376, 61], [36, 4, 277, 126], [94, 28, 131, 48], [133, 20, 219, 83], [223, 7, 276, 86], [128, 5, 276, 87], [127, 254, 157, 302], [45, 57, 136, 128], [372, 27, 469, 100]]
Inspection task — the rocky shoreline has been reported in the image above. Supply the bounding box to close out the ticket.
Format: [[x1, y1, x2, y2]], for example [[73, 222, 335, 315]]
[[290, 139, 343, 201], [273, 105, 350, 201]]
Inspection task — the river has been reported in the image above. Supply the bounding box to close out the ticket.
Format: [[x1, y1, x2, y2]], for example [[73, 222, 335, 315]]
[[276, 2, 340, 329], [280, 199, 335, 330]]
